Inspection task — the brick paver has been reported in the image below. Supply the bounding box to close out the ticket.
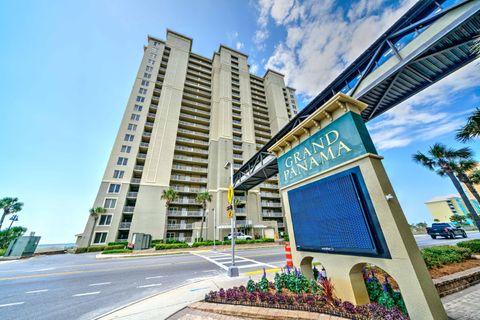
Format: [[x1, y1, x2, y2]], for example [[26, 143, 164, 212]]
[[442, 282, 480, 320]]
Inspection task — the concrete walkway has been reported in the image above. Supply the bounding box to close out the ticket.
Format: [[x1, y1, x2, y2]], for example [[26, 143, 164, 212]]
[[443, 283, 480, 320]]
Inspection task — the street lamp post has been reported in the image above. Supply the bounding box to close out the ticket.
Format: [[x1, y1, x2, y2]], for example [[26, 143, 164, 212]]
[[225, 162, 239, 277], [212, 208, 216, 251]]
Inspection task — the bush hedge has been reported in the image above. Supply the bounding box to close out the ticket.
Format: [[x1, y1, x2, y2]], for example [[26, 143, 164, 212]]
[[0, 248, 6, 256], [155, 243, 189, 250], [103, 244, 126, 251], [457, 239, 480, 253], [421, 245, 471, 269], [102, 249, 131, 254], [107, 241, 128, 246]]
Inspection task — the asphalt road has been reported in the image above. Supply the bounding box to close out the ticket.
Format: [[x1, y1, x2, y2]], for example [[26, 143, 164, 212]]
[[415, 231, 480, 248], [0, 247, 285, 320], [1, 233, 479, 320]]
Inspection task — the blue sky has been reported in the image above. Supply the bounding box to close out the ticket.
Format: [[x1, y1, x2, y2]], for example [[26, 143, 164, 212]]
[[0, 0, 478, 243]]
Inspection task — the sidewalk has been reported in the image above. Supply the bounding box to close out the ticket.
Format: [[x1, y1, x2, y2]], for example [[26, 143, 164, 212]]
[[95, 274, 261, 320]]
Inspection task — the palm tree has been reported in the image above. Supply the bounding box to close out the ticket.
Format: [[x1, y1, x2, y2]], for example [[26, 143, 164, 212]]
[[0, 197, 24, 230], [451, 159, 480, 204], [161, 187, 178, 242], [195, 191, 212, 242], [456, 108, 480, 142], [469, 169, 480, 185], [413, 143, 480, 230], [88, 207, 106, 247]]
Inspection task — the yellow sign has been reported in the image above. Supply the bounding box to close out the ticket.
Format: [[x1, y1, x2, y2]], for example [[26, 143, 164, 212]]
[[227, 210, 233, 219], [227, 185, 233, 204]]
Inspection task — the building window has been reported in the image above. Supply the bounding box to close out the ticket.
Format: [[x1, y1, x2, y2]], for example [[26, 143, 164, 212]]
[[127, 124, 137, 131], [136, 96, 145, 102], [113, 170, 124, 179], [104, 198, 117, 209], [108, 184, 121, 193], [141, 80, 149, 86], [149, 53, 157, 59], [133, 104, 143, 111], [139, 88, 147, 94], [131, 114, 140, 121], [153, 41, 160, 47], [117, 157, 128, 165], [98, 215, 112, 226], [148, 59, 155, 65], [121, 145, 131, 153], [93, 232, 108, 244], [124, 134, 134, 141], [143, 72, 151, 79], [146, 66, 153, 72], [151, 48, 158, 53]]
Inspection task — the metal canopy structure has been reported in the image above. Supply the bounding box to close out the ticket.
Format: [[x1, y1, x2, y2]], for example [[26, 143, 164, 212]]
[[234, 0, 480, 190]]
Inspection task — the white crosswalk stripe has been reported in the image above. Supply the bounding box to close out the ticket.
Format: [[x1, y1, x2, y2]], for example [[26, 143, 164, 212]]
[[191, 250, 276, 271]]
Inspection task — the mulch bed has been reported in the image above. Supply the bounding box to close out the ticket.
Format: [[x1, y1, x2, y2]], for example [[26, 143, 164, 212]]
[[429, 259, 480, 278]]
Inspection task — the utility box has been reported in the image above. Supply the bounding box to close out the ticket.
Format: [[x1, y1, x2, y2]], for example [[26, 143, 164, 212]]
[[5, 235, 41, 257], [131, 233, 151, 250]]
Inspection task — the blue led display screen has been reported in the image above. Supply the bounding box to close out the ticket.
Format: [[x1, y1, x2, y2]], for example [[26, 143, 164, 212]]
[[288, 167, 390, 258]]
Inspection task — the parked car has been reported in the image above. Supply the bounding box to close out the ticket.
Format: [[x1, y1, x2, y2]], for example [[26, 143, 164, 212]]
[[426, 223, 467, 239], [227, 232, 252, 241]]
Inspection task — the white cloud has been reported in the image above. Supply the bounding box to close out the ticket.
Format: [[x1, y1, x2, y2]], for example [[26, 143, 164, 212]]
[[236, 41, 244, 50], [250, 63, 259, 74]]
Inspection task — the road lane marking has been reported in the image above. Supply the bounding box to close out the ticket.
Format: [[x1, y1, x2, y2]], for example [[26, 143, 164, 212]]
[[26, 289, 49, 294], [145, 275, 164, 279], [0, 302, 25, 308], [89, 282, 111, 286], [138, 283, 162, 288], [73, 291, 100, 297], [0, 260, 205, 281], [190, 252, 228, 270]]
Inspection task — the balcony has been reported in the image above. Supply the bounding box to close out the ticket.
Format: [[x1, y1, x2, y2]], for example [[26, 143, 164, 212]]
[[254, 123, 270, 131], [137, 153, 147, 159], [233, 145, 242, 150], [167, 210, 203, 217], [277, 223, 285, 228], [188, 63, 211, 75], [184, 85, 211, 98], [131, 178, 141, 184], [142, 132, 152, 138], [178, 120, 209, 132], [145, 121, 154, 128], [134, 165, 144, 172], [171, 198, 200, 205], [236, 220, 253, 227], [140, 142, 149, 148], [123, 206, 135, 213], [147, 112, 156, 119], [170, 175, 207, 183], [126, 192, 138, 198], [260, 192, 280, 198], [262, 212, 284, 218], [260, 183, 278, 189], [172, 164, 208, 173], [173, 154, 208, 164], [185, 79, 211, 91], [261, 202, 282, 208], [181, 105, 210, 118], [177, 128, 209, 138], [176, 136, 209, 147], [179, 113, 210, 126], [175, 145, 208, 155], [186, 71, 211, 84], [233, 154, 243, 159], [173, 186, 207, 193], [167, 223, 194, 230], [118, 222, 131, 229], [183, 92, 211, 105]]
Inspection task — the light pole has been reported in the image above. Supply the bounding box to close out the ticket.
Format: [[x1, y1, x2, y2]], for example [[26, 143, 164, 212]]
[[212, 208, 216, 251], [225, 161, 239, 277]]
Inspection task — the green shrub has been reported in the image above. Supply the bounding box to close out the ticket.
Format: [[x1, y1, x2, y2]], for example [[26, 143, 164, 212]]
[[457, 239, 480, 253], [421, 245, 471, 269], [107, 241, 128, 246], [155, 243, 189, 250], [104, 244, 126, 251], [0, 248, 6, 256], [87, 246, 106, 252], [191, 241, 215, 247], [102, 249, 131, 254], [75, 247, 88, 254]]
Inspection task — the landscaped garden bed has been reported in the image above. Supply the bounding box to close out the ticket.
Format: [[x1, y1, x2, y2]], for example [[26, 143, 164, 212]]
[[205, 268, 409, 320]]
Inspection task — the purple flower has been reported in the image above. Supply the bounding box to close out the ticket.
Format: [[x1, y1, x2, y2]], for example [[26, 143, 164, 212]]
[[263, 267, 266, 279]]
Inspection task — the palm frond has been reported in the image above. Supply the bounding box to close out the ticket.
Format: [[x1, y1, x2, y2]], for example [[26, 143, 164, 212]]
[[456, 107, 480, 142]]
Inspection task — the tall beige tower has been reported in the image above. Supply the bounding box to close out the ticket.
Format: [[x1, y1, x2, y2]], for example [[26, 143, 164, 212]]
[[76, 30, 298, 247]]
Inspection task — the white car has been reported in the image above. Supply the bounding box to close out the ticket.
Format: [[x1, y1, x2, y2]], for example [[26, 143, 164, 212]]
[[227, 232, 252, 241]]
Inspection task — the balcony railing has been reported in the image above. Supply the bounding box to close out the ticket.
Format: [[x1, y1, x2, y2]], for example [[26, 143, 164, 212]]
[[179, 113, 210, 125], [175, 145, 208, 155], [181, 105, 210, 117], [262, 212, 284, 218], [177, 128, 209, 138], [167, 210, 203, 217], [172, 164, 208, 173], [173, 186, 207, 193], [126, 192, 138, 198], [171, 198, 199, 205], [131, 178, 141, 184], [137, 153, 147, 159], [178, 120, 209, 131], [173, 154, 208, 163], [119, 222, 131, 229], [170, 175, 207, 183], [176, 137, 209, 146], [145, 121, 154, 127], [261, 202, 282, 208], [142, 132, 152, 137], [167, 224, 194, 230], [134, 165, 144, 171], [123, 206, 135, 213], [260, 192, 280, 198], [140, 142, 149, 148]]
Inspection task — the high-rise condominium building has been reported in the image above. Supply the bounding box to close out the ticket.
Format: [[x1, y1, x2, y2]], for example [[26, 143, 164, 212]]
[[76, 30, 298, 247]]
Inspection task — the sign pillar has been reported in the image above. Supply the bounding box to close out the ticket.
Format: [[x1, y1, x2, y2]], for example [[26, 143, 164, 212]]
[[268, 93, 447, 320]]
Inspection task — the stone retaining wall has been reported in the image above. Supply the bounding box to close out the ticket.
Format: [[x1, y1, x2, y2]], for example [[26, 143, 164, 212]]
[[434, 266, 480, 297]]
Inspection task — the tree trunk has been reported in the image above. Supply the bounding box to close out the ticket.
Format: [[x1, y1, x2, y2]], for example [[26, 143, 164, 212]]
[[88, 216, 98, 247], [199, 206, 205, 242], [447, 171, 480, 231], [0, 212, 7, 230], [457, 173, 480, 203]]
